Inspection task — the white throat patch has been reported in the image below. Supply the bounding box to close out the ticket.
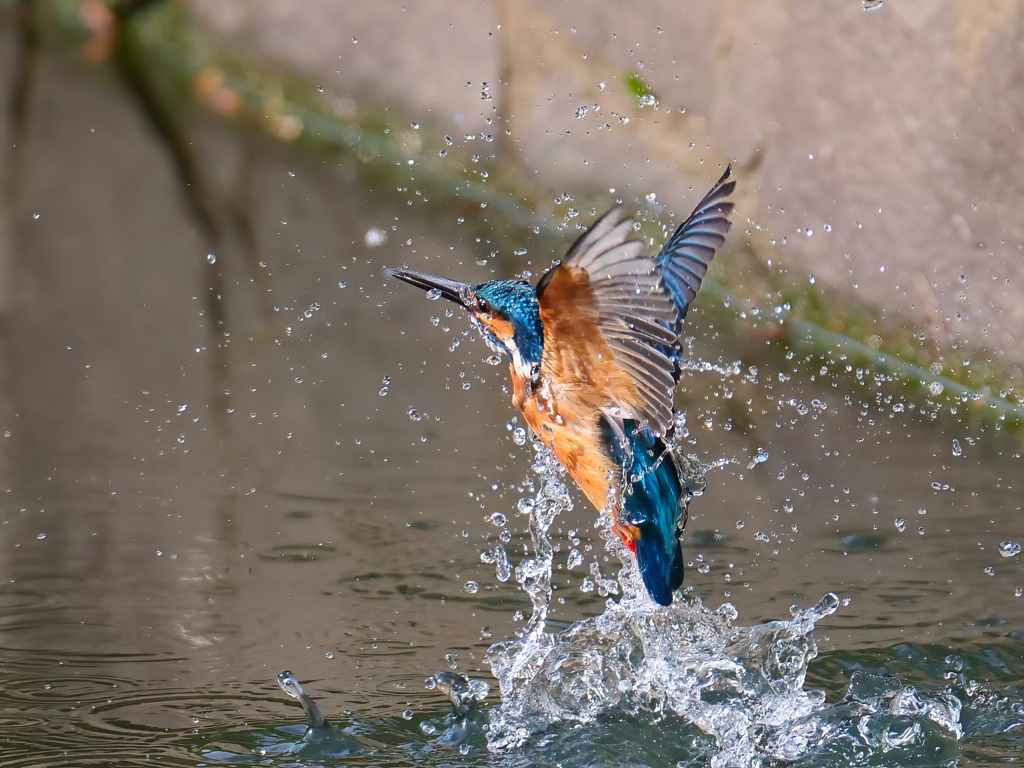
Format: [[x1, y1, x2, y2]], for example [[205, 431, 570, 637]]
[[472, 316, 537, 382], [505, 337, 536, 382]]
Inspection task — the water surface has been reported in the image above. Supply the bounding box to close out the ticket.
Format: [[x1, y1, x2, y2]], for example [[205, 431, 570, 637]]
[[1, 50, 1022, 767]]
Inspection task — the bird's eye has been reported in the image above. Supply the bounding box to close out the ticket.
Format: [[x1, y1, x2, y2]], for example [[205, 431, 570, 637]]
[[476, 297, 491, 313]]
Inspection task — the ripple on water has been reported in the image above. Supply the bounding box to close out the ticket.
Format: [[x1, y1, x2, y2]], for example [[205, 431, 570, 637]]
[[0, 652, 265, 768], [258, 543, 339, 561], [2, 618, 1023, 767]]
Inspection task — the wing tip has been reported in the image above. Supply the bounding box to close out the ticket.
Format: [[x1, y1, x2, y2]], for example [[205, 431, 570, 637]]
[[705, 163, 736, 207], [563, 203, 634, 263]]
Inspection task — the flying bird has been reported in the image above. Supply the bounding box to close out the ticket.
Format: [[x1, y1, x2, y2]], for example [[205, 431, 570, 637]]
[[391, 167, 735, 605]]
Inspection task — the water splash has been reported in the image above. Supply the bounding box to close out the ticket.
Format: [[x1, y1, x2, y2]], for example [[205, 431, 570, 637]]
[[413, 671, 492, 752], [277, 670, 327, 731], [509, 445, 574, 642], [481, 441, 969, 763], [486, 440, 837, 755], [487, 590, 840, 757], [236, 670, 368, 759]]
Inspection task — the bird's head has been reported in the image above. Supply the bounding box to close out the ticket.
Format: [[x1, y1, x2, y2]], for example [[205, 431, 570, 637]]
[[390, 269, 543, 381]]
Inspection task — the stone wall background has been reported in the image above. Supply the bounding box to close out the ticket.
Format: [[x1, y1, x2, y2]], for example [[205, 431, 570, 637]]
[[188, 0, 1024, 378]]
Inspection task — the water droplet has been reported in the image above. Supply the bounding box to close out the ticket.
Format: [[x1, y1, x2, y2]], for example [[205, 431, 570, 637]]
[[929, 381, 944, 396], [747, 447, 768, 468], [419, 721, 438, 736], [575, 105, 589, 118], [426, 288, 442, 300], [984, 566, 996, 576], [207, 253, 216, 264], [493, 545, 511, 582], [638, 93, 659, 107], [894, 518, 907, 532], [513, 248, 528, 256], [567, 549, 584, 569], [36, 532, 46, 540], [444, 653, 458, 669], [863, 0, 883, 9], [488, 511, 506, 527], [408, 407, 421, 421], [364, 227, 387, 247], [325, 651, 334, 659], [464, 580, 479, 594], [402, 708, 414, 720], [736, 520, 746, 529], [999, 541, 1021, 558], [952, 439, 962, 456], [512, 427, 527, 446]]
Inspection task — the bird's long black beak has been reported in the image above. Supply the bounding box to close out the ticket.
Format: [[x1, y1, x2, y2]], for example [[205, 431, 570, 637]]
[[389, 268, 470, 306]]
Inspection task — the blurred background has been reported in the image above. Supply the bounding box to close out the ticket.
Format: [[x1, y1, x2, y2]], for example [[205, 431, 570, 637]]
[[0, 1, 1023, 765]]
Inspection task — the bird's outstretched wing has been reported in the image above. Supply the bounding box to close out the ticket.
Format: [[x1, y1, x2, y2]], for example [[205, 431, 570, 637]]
[[656, 166, 735, 326], [536, 166, 734, 435]]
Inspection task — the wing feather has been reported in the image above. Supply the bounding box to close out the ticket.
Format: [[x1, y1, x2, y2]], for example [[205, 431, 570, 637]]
[[538, 168, 734, 435], [656, 166, 735, 322]]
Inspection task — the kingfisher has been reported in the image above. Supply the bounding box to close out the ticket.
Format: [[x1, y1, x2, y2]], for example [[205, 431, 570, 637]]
[[391, 167, 735, 606]]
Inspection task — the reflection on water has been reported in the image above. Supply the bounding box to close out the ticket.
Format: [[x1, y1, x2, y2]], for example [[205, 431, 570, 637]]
[[0, 48, 1023, 768]]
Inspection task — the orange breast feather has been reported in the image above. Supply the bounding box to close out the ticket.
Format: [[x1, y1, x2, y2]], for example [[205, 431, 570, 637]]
[[512, 265, 645, 514]]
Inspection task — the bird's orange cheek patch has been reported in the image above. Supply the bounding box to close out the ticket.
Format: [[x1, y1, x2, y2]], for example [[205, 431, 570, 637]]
[[486, 317, 515, 341]]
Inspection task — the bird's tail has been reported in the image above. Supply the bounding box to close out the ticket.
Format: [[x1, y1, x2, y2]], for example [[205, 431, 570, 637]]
[[602, 417, 687, 606], [632, 521, 684, 606]]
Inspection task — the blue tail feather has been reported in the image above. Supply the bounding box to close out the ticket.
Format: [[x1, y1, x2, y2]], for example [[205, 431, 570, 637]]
[[600, 418, 686, 606], [633, 524, 683, 606]]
